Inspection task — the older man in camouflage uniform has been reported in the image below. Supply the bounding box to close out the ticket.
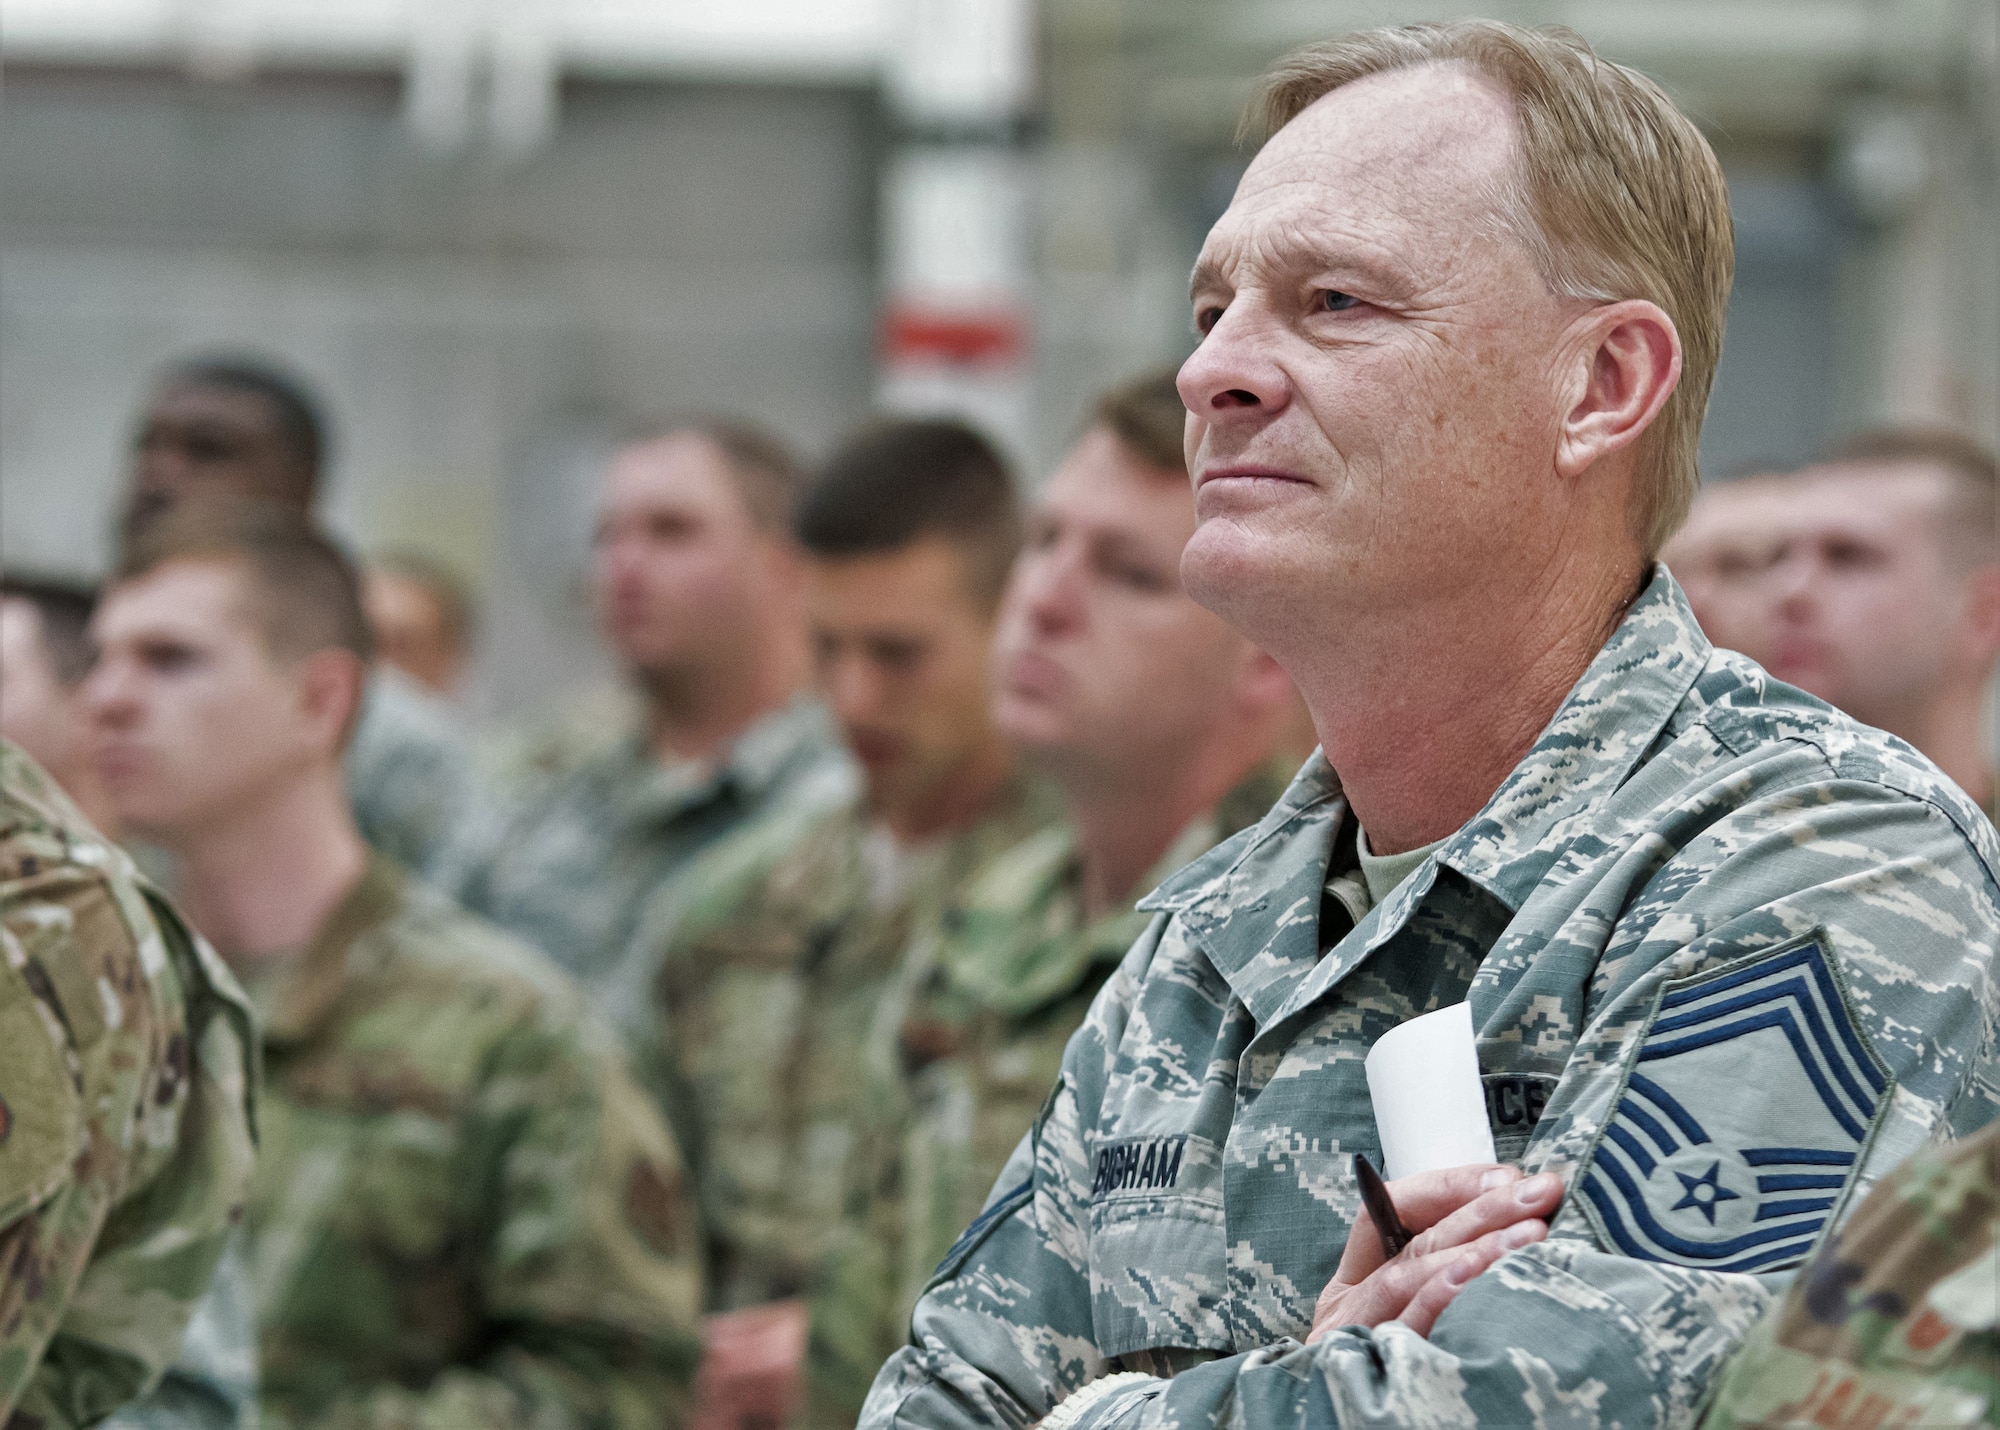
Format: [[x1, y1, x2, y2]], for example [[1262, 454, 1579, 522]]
[[1700, 1118, 2000, 1428], [810, 374, 1305, 1419], [859, 21, 2000, 1430], [0, 741, 258, 1427], [85, 502, 703, 1430]]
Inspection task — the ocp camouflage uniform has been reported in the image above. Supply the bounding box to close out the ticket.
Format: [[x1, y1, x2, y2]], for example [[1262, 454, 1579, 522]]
[[345, 666, 473, 884], [809, 761, 1299, 1422], [860, 569, 2000, 1430], [235, 852, 704, 1430], [648, 771, 1058, 1317], [1700, 1118, 2000, 1428], [102, 1237, 259, 1430], [440, 696, 855, 1006], [0, 740, 259, 1428]]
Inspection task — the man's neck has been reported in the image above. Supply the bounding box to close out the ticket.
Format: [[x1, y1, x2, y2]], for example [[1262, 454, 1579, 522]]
[[1284, 558, 1646, 856], [880, 735, 1018, 846], [639, 629, 810, 766], [170, 770, 371, 969], [1066, 728, 1278, 921]]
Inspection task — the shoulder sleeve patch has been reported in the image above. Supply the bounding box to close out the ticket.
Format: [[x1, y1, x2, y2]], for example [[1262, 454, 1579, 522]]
[[1578, 933, 1892, 1276]]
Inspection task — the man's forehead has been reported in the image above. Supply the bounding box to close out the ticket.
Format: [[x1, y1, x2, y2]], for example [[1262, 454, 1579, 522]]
[[603, 435, 736, 510], [100, 559, 254, 637], [147, 383, 280, 431], [1042, 445, 1191, 537], [1203, 63, 1519, 267]]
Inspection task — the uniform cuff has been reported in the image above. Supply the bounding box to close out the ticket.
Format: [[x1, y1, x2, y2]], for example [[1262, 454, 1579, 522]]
[[1040, 1372, 1161, 1430]]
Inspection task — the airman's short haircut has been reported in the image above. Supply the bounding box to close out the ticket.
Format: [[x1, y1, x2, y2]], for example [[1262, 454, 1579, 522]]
[[115, 499, 375, 667], [794, 418, 1022, 610], [0, 574, 97, 686], [1094, 369, 1189, 479], [1822, 427, 1999, 569], [1251, 20, 1734, 558], [624, 417, 805, 535]]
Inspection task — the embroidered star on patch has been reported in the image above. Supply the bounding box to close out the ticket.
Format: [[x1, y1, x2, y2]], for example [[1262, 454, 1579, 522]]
[[1579, 935, 1891, 1274]]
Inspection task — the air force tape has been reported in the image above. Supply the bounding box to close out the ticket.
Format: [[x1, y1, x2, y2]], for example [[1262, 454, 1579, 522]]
[[1579, 934, 1890, 1275]]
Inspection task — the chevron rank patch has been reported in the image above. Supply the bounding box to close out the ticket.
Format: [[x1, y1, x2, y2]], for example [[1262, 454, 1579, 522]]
[[1580, 936, 1891, 1275]]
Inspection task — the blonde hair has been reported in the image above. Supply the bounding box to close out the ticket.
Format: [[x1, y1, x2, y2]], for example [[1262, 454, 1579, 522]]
[[1250, 20, 1733, 556]]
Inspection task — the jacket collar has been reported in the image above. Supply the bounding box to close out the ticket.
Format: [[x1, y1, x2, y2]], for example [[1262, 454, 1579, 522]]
[[1141, 567, 1710, 1029]]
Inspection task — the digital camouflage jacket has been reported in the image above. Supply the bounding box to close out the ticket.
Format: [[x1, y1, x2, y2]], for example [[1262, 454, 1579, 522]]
[[0, 740, 258, 1428], [859, 570, 2000, 1430], [1700, 1117, 2000, 1428], [236, 854, 703, 1430]]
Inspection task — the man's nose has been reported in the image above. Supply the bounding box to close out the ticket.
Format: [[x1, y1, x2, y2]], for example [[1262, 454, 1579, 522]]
[[81, 663, 136, 727], [1018, 550, 1085, 638], [1176, 302, 1291, 426]]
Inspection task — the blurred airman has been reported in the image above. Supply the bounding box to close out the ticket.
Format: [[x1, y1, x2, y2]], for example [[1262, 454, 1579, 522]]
[[439, 421, 852, 1003], [645, 419, 1053, 1430], [0, 574, 116, 833], [121, 356, 472, 879], [84, 501, 703, 1430], [808, 373, 1302, 1421], [363, 549, 475, 699], [1659, 468, 1793, 652], [1728, 430, 2000, 816]]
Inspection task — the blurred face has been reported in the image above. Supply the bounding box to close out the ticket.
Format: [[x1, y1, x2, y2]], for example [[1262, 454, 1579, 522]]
[[808, 537, 1001, 823], [365, 568, 463, 695], [593, 434, 773, 681], [129, 383, 307, 531], [1178, 64, 1587, 641], [1660, 476, 1793, 652], [994, 426, 1255, 790], [1741, 464, 1991, 727], [0, 600, 83, 778], [84, 561, 329, 844]]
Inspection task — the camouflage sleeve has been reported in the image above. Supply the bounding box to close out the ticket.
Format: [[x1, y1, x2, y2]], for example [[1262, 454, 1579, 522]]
[[864, 787, 1999, 1430], [3, 882, 259, 1429], [101, 1235, 259, 1430], [285, 1002, 705, 1430]]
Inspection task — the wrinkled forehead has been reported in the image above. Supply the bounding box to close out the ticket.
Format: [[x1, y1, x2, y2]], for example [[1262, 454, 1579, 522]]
[[1203, 61, 1523, 278]]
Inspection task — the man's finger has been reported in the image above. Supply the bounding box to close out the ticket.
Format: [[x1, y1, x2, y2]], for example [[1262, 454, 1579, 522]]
[[1397, 1218, 1552, 1338], [1404, 1171, 1564, 1259]]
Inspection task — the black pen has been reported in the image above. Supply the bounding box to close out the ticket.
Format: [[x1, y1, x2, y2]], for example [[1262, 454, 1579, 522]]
[[1354, 1152, 1412, 1259]]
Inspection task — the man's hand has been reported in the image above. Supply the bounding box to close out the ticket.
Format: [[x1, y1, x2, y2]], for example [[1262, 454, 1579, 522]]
[[1307, 1165, 1564, 1342], [690, 1299, 810, 1430]]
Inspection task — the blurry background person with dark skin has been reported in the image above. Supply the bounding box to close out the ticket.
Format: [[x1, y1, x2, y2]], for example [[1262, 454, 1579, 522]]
[[439, 421, 852, 1006], [1712, 430, 2000, 817], [121, 355, 472, 880], [363, 549, 476, 700], [82, 501, 705, 1430], [806, 371, 1303, 1424], [0, 575, 116, 833], [640, 419, 1053, 1430]]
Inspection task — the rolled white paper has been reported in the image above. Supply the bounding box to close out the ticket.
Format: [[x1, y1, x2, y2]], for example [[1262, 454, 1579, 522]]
[[1364, 1001, 1496, 1180]]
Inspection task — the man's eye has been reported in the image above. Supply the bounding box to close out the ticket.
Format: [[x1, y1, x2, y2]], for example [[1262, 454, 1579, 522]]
[[1317, 290, 1359, 313], [1194, 305, 1225, 335]]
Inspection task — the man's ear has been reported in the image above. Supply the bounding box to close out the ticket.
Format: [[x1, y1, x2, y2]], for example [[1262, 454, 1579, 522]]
[[297, 648, 369, 756], [1959, 564, 2000, 669], [1554, 300, 1682, 482]]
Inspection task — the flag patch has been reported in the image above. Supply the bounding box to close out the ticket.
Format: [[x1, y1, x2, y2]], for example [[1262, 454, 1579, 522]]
[[1578, 936, 1890, 1274]]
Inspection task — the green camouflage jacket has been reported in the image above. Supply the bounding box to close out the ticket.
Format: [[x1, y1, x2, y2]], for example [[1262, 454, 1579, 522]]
[[102, 1237, 259, 1430], [1700, 1119, 2000, 1428], [235, 853, 704, 1430], [441, 696, 855, 1005], [0, 741, 259, 1428], [859, 569, 2000, 1430], [345, 667, 473, 883], [648, 770, 1059, 1318], [811, 760, 1302, 1420]]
